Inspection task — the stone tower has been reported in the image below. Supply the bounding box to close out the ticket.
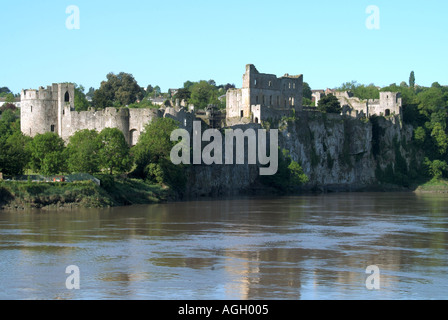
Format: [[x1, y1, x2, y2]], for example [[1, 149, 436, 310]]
[[379, 92, 402, 116], [21, 83, 75, 137], [226, 64, 303, 124]]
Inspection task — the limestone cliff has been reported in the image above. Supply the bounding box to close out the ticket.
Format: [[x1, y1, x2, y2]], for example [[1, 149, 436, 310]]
[[185, 113, 421, 196]]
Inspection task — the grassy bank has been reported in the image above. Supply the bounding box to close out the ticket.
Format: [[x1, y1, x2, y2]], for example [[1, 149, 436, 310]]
[[414, 178, 448, 193], [0, 177, 176, 210]]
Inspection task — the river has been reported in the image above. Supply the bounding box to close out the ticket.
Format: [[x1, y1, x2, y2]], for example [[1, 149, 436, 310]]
[[0, 192, 447, 300]]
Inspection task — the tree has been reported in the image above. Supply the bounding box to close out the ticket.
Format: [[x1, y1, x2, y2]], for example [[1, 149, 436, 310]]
[[260, 149, 308, 192], [190, 81, 217, 109], [303, 82, 312, 100], [66, 129, 101, 174], [4, 93, 15, 104], [337, 81, 379, 100], [28, 133, 67, 175], [97, 128, 132, 174], [183, 81, 195, 91], [86, 87, 95, 99], [431, 122, 448, 155], [417, 86, 446, 118], [409, 71, 415, 88], [74, 84, 90, 111], [317, 94, 342, 114], [93, 72, 145, 109], [414, 126, 426, 144], [132, 118, 186, 190], [425, 158, 448, 179], [146, 85, 154, 95], [173, 88, 191, 102], [0, 87, 11, 97], [153, 85, 161, 97], [0, 131, 31, 176]]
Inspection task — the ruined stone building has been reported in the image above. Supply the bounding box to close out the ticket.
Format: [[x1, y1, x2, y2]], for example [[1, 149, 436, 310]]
[[312, 90, 402, 119], [21, 83, 194, 146], [226, 64, 303, 125]]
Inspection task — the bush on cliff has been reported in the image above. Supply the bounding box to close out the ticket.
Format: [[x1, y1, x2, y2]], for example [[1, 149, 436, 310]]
[[260, 148, 308, 193]]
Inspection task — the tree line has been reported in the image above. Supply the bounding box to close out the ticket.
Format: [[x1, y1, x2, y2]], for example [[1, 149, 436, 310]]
[[70, 72, 235, 112], [0, 111, 187, 191]]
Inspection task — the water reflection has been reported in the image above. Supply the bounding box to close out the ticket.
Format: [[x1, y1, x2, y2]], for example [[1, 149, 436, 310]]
[[0, 193, 447, 300]]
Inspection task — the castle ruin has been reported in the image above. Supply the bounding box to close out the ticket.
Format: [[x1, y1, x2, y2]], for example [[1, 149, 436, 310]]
[[226, 64, 303, 125], [21, 84, 194, 146], [313, 90, 402, 119], [20, 65, 403, 145]]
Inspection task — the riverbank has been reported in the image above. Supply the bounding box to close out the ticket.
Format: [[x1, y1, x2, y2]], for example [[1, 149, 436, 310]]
[[1, 176, 447, 211], [413, 178, 448, 193], [0, 177, 176, 210]]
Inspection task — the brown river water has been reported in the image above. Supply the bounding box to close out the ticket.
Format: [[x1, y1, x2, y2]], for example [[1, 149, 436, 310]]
[[0, 192, 447, 300]]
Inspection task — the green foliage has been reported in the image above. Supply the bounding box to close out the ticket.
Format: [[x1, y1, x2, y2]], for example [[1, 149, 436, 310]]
[[317, 94, 342, 114], [409, 71, 415, 88], [66, 129, 101, 174], [430, 122, 448, 154], [302, 97, 313, 106], [28, 133, 66, 175], [173, 88, 191, 102], [303, 82, 312, 100], [97, 128, 132, 174], [190, 81, 219, 110], [424, 158, 448, 179], [132, 118, 186, 191], [0, 131, 31, 176], [4, 93, 15, 104], [260, 149, 308, 193], [74, 84, 91, 111], [414, 126, 426, 144], [336, 81, 380, 100], [0, 87, 11, 96], [0, 110, 31, 175], [127, 99, 158, 109], [93, 72, 145, 109]]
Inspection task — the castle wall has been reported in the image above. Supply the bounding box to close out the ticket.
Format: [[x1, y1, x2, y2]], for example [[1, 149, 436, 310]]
[[331, 91, 402, 119], [62, 108, 134, 144], [20, 83, 204, 146]]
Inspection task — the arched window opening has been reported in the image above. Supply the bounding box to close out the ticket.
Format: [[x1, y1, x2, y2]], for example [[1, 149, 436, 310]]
[[385, 109, 391, 116], [130, 129, 139, 146], [64, 91, 70, 102]]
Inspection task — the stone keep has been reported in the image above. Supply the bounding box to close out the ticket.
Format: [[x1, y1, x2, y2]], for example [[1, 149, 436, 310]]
[[226, 64, 303, 124], [21, 83, 75, 137]]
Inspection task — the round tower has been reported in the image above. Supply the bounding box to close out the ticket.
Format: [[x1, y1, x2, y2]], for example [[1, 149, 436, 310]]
[[21, 84, 58, 137], [21, 83, 74, 138]]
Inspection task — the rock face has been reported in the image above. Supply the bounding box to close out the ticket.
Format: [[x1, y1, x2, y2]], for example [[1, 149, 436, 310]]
[[279, 113, 376, 190], [185, 112, 420, 196]]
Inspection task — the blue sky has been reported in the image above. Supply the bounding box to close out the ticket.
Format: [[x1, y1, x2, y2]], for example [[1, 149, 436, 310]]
[[1, 0, 448, 94]]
